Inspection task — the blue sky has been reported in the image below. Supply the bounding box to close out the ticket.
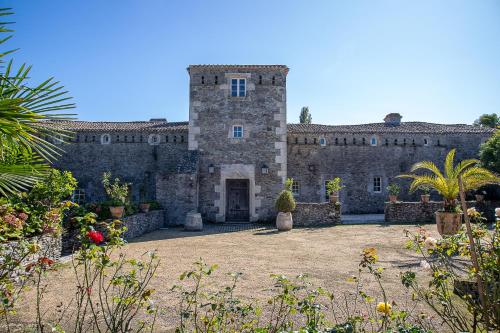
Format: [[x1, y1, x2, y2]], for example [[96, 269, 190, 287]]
[[4, 0, 500, 125]]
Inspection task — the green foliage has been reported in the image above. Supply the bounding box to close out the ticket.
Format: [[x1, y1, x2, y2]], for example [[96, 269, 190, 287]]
[[473, 113, 499, 128], [403, 216, 499, 332], [326, 177, 344, 195], [479, 131, 500, 173], [102, 172, 129, 206], [0, 170, 77, 241], [275, 179, 296, 213], [417, 185, 431, 195], [398, 149, 499, 211], [299, 106, 312, 124], [0, 8, 75, 197], [386, 183, 401, 196]]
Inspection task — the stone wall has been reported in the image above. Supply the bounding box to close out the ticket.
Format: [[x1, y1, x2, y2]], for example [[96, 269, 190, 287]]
[[293, 202, 341, 227], [62, 210, 165, 254], [121, 210, 165, 239], [384, 201, 500, 223], [0, 234, 62, 266], [188, 66, 288, 222], [287, 132, 491, 214]]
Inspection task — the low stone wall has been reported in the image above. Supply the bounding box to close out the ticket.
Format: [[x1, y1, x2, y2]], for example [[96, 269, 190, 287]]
[[0, 233, 62, 267], [121, 210, 165, 239], [293, 202, 341, 227], [384, 201, 500, 224], [62, 210, 165, 254]]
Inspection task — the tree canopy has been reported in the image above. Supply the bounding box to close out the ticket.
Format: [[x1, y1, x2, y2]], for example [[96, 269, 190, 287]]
[[299, 106, 312, 124], [473, 113, 499, 128], [479, 131, 500, 174]]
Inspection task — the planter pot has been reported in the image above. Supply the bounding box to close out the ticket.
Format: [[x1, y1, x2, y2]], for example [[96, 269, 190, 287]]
[[276, 212, 293, 231], [329, 192, 339, 203], [420, 194, 430, 203], [184, 211, 203, 231], [139, 203, 150, 213], [435, 211, 462, 236], [475, 194, 485, 202], [109, 206, 125, 219], [388, 195, 398, 203]]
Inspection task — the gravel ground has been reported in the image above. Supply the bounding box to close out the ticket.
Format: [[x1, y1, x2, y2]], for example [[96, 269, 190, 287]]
[[12, 223, 441, 332]]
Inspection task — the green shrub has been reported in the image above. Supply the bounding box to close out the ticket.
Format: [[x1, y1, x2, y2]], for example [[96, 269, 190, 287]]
[[102, 172, 129, 206], [386, 183, 401, 196], [326, 177, 344, 195], [275, 180, 296, 213]]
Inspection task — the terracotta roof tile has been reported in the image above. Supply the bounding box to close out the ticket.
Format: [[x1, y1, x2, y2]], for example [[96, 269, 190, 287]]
[[42, 120, 188, 132], [287, 122, 496, 135]]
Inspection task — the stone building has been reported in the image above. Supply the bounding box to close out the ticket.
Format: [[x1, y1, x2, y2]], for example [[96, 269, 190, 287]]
[[45, 65, 495, 223]]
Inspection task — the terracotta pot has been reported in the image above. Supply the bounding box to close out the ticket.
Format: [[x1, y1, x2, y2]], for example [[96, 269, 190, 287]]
[[329, 192, 339, 203], [420, 194, 430, 203], [109, 206, 124, 219], [388, 195, 398, 203], [139, 203, 150, 213], [475, 194, 485, 202], [276, 212, 293, 231], [435, 211, 462, 236]]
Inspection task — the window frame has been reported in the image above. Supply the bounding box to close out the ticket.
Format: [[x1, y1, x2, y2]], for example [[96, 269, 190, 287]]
[[231, 78, 246, 97], [72, 188, 86, 205], [148, 134, 161, 145], [100, 134, 111, 145], [232, 125, 243, 138], [319, 137, 327, 146], [373, 177, 382, 193], [291, 180, 300, 196], [370, 136, 377, 146]]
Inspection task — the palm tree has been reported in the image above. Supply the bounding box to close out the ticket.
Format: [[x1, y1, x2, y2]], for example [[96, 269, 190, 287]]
[[398, 149, 499, 211], [0, 8, 74, 196]]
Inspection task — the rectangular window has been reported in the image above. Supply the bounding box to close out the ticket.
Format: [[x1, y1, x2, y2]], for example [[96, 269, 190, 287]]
[[72, 189, 86, 204], [292, 181, 300, 195], [233, 125, 243, 138], [373, 177, 382, 193], [231, 78, 246, 97]]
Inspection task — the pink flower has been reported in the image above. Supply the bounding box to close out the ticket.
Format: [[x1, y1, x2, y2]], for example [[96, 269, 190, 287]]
[[4, 214, 22, 229], [17, 212, 28, 221]]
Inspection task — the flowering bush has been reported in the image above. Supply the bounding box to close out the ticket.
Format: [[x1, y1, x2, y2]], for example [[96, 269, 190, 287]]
[[403, 212, 499, 332], [102, 172, 129, 207]]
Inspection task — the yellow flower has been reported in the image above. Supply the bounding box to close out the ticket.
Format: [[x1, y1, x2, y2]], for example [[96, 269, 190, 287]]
[[376, 302, 392, 315]]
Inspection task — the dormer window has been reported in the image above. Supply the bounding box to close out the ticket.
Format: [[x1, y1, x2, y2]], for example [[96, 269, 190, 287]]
[[233, 125, 243, 138], [231, 78, 246, 97]]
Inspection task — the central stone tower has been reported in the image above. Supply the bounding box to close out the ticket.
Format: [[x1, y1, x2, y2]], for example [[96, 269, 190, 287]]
[[187, 65, 288, 222]]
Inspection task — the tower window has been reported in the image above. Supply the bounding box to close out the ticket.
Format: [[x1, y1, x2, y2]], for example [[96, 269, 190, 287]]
[[259, 75, 262, 85], [132, 136, 135, 142], [385, 139, 389, 146], [362, 138, 366, 145], [272, 76, 275, 85], [335, 138, 339, 145], [116, 135, 120, 142], [233, 125, 243, 138], [412, 139, 415, 146], [370, 137, 377, 146], [214, 76, 218, 84], [304, 137, 308, 144], [181, 135, 184, 142], [403, 138, 406, 146], [295, 137, 298, 144], [373, 177, 382, 193], [353, 138, 356, 145], [319, 137, 326, 146], [423, 138, 429, 146], [124, 135, 128, 142], [343, 138, 347, 145], [231, 78, 246, 97], [201, 76, 205, 84], [394, 139, 398, 145], [166, 135, 169, 143], [100, 134, 111, 145], [313, 138, 317, 144], [437, 139, 440, 146], [92, 136, 95, 142], [173, 135, 177, 143]]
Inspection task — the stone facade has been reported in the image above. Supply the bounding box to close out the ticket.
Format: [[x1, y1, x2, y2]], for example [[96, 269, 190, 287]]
[[0, 234, 62, 270], [43, 64, 496, 224], [293, 202, 341, 226], [384, 201, 500, 223]]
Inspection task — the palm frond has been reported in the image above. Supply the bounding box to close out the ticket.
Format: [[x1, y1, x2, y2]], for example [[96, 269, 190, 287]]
[[444, 149, 456, 178], [409, 161, 444, 178]]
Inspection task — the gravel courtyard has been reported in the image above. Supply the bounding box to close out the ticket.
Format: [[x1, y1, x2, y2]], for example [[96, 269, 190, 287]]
[[15, 223, 439, 331]]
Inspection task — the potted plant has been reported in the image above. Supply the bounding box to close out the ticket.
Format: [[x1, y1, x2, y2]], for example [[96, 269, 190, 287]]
[[399, 149, 499, 236], [475, 190, 486, 203], [386, 183, 401, 203], [275, 178, 296, 231], [102, 172, 129, 219], [138, 185, 150, 213], [326, 177, 344, 203], [419, 185, 431, 203]]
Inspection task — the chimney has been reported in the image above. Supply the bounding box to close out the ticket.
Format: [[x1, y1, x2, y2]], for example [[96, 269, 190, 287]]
[[149, 118, 167, 122], [383, 113, 402, 126]]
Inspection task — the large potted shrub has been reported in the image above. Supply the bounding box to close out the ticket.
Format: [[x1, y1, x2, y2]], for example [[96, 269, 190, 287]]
[[275, 178, 296, 231], [399, 149, 499, 236], [102, 172, 129, 219], [326, 177, 344, 203], [386, 183, 400, 203]]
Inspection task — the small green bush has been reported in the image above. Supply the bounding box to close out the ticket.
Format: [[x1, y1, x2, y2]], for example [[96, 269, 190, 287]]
[[326, 177, 344, 195], [275, 179, 296, 213], [387, 183, 401, 196]]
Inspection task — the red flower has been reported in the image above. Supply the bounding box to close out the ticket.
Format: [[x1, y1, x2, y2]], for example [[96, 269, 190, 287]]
[[87, 230, 104, 244], [38, 257, 55, 267]]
